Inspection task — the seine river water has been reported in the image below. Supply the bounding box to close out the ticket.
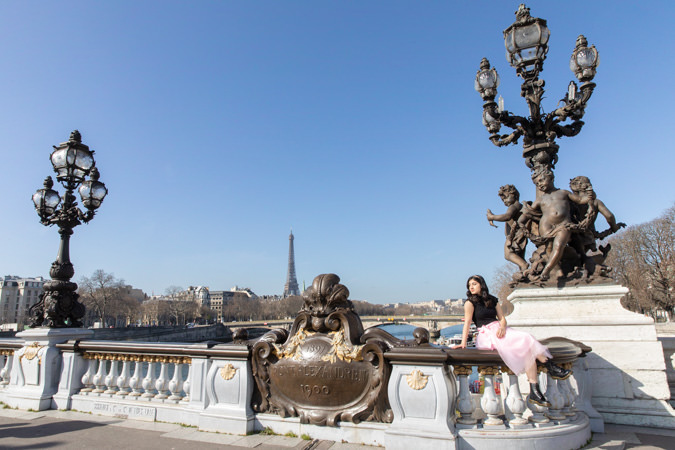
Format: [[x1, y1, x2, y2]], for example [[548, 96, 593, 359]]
[[378, 323, 464, 340]]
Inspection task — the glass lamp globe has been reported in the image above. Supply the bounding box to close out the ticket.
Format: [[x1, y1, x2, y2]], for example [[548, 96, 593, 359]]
[[475, 58, 500, 100], [570, 35, 599, 82], [503, 4, 550, 79], [50, 130, 95, 183], [32, 176, 61, 218], [78, 168, 108, 210]]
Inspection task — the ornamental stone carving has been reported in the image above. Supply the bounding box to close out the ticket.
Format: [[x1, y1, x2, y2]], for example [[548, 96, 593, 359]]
[[251, 273, 400, 426]]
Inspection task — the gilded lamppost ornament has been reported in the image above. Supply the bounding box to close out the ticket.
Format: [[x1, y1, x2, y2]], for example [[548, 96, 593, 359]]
[[29, 131, 108, 327], [477, 6, 624, 285]]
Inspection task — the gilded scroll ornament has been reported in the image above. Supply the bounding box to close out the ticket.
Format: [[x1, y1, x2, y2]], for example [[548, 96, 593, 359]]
[[220, 363, 237, 381], [453, 365, 473, 376], [478, 366, 500, 376], [406, 369, 429, 390]]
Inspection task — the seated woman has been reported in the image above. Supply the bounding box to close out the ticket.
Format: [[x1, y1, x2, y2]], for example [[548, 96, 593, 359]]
[[452, 275, 570, 407]]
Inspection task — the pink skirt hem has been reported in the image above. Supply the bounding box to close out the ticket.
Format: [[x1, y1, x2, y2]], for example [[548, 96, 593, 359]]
[[475, 321, 551, 375]]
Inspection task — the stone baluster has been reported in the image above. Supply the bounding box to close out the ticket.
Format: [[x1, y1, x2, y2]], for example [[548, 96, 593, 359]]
[[79, 355, 97, 393], [502, 367, 528, 428], [454, 365, 477, 425], [141, 358, 158, 398], [104, 356, 120, 396], [180, 361, 192, 403], [168, 358, 186, 402], [544, 369, 566, 422], [154, 358, 170, 400], [92, 355, 107, 394], [560, 363, 576, 417], [0, 351, 13, 386], [116, 357, 132, 396], [128, 357, 143, 398], [478, 366, 504, 427], [527, 368, 550, 425]]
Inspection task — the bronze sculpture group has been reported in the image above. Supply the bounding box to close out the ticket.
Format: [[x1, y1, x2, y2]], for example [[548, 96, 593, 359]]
[[487, 172, 624, 284]]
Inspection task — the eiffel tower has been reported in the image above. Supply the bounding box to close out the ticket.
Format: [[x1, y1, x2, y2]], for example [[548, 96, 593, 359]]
[[283, 229, 300, 297]]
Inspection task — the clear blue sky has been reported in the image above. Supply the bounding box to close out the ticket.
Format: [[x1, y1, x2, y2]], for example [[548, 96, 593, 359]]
[[0, 1, 673, 303]]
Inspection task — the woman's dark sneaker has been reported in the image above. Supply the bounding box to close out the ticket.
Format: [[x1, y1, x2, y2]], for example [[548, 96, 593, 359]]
[[545, 360, 572, 380], [529, 383, 551, 407]]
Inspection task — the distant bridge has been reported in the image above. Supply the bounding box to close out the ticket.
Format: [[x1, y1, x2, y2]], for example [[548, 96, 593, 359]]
[[223, 315, 463, 333]]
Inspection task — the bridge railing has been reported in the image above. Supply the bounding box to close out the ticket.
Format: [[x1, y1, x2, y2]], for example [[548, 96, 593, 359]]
[[0, 333, 593, 447], [385, 338, 591, 431]]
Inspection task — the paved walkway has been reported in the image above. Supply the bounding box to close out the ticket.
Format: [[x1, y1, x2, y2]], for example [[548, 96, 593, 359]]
[[1, 408, 674, 449], [0, 409, 368, 450]]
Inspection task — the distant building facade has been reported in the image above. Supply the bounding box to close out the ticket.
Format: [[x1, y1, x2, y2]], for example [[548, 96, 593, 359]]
[[121, 285, 147, 303], [201, 286, 258, 322], [185, 286, 211, 308], [0, 276, 46, 326]]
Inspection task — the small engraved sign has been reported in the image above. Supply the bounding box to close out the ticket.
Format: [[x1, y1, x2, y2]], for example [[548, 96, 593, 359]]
[[92, 402, 156, 421]]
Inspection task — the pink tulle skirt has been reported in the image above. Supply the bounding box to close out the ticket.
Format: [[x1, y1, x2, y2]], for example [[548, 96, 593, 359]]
[[475, 321, 552, 375]]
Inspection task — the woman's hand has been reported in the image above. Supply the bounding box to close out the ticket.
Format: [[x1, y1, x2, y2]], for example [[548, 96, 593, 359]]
[[451, 343, 466, 349], [496, 326, 506, 339]]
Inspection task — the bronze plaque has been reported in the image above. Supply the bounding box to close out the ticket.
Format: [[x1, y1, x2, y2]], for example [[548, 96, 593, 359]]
[[268, 336, 372, 409]]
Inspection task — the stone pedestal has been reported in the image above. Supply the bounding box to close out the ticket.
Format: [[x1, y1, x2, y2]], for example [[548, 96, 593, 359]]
[[198, 358, 254, 435], [5, 327, 93, 411], [385, 363, 457, 450], [507, 284, 675, 429]]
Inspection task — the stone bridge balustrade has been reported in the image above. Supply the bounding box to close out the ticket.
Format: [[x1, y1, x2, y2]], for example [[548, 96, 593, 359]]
[[0, 331, 594, 448]]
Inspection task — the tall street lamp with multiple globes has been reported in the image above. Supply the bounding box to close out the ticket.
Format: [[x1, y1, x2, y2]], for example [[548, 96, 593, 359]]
[[29, 130, 108, 328], [474, 4, 600, 175]]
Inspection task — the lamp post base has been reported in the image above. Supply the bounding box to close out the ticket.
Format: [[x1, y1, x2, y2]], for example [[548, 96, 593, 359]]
[[28, 280, 85, 328]]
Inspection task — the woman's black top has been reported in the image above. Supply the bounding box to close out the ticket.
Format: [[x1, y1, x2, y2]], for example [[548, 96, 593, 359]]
[[469, 296, 498, 328]]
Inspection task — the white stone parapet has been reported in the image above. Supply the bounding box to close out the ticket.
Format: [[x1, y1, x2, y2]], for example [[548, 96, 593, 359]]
[[0, 325, 606, 448], [507, 283, 675, 430]]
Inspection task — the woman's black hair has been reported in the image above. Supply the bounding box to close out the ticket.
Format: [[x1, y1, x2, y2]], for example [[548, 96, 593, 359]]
[[466, 275, 497, 308]]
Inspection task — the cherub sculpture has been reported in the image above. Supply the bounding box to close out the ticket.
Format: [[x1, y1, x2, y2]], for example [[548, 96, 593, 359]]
[[568, 176, 626, 277], [517, 168, 590, 281], [487, 185, 529, 273]]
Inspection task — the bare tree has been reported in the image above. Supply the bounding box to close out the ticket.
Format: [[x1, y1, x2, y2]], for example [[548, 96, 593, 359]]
[[606, 204, 674, 320], [141, 299, 170, 326], [79, 270, 127, 327], [491, 264, 518, 299]]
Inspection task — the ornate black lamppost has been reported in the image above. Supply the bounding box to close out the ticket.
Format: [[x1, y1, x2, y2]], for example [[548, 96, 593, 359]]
[[475, 4, 600, 175], [29, 130, 108, 328]]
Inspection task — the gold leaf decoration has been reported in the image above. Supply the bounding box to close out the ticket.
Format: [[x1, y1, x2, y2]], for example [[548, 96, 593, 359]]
[[220, 363, 237, 381], [321, 329, 363, 363], [406, 369, 429, 390], [274, 328, 313, 361], [21, 342, 42, 361]]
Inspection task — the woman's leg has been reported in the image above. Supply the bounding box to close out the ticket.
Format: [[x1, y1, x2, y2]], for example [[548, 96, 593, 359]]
[[525, 361, 538, 383]]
